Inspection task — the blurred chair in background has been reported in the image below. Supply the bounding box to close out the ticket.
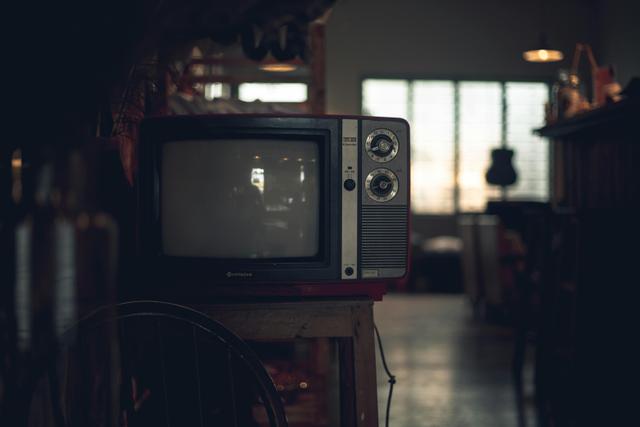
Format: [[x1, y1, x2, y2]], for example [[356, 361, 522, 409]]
[[458, 215, 483, 316], [407, 232, 463, 294]]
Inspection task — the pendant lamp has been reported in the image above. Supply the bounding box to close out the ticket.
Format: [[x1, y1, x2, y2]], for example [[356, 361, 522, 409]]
[[523, 0, 564, 63], [523, 33, 564, 63]]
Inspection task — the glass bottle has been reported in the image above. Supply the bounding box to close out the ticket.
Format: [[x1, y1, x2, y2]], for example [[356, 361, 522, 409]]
[[553, 69, 586, 121]]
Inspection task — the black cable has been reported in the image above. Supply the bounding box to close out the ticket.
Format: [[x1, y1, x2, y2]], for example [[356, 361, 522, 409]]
[[374, 323, 396, 427]]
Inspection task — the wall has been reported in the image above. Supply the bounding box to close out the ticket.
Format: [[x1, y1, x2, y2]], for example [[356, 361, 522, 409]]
[[596, 0, 640, 87], [325, 0, 598, 115], [324, 0, 638, 243]]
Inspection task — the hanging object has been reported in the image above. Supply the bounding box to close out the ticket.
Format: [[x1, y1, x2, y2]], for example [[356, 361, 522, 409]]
[[241, 25, 269, 61], [523, 33, 564, 63], [486, 148, 517, 187], [522, 0, 563, 63], [270, 22, 306, 62]]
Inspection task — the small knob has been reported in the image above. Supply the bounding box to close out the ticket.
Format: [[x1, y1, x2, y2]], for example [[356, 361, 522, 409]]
[[365, 129, 399, 162], [370, 174, 393, 197], [365, 168, 399, 202], [371, 135, 394, 156], [343, 179, 356, 191], [344, 266, 354, 276]]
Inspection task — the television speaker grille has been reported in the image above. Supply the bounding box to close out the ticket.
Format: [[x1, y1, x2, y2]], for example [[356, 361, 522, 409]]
[[361, 205, 408, 269]]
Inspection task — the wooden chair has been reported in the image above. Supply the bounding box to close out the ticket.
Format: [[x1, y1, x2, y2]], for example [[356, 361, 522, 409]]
[[29, 301, 288, 427]]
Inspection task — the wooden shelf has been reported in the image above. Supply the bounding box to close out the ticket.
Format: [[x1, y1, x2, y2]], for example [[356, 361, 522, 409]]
[[539, 95, 640, 211], [535, 97, 640, 139]]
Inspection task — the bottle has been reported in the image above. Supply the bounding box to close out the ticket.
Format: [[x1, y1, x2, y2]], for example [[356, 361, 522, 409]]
[[553, 69, 590, 120]]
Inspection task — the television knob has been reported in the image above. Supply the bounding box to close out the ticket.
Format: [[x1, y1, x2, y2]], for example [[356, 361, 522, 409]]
[[373, 136, 393, 155], [365, 168, 399, 202], [343, 178, 356, 191], [365, 129, 399, 162]]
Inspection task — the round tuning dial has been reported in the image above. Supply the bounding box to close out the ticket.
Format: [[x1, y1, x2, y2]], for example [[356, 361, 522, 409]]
[[365, 168, 399, 202], [365, 129, 399, 162]]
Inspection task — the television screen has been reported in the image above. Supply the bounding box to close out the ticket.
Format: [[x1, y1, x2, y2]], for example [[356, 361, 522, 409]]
[[161, 139, 320, 259]]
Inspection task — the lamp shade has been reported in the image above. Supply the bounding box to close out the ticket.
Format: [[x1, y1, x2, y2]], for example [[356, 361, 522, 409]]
[[523, 48, 564, 63], [523, 34, 564, 63], [259, 63, 298, 72]]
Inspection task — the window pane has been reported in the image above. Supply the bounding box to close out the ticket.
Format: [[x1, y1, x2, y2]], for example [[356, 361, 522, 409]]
[[458, 82, 502, 211], [362, 79, 409, 119], [239, 83, 308, 102], [204, 83, 231, 100], [505, 82, 549, 200], [204, 83, 231, 101], [411, 81, 455, 213]]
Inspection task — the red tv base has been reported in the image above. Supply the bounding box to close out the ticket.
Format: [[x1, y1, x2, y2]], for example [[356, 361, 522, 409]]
[[201, 282, 388, 301], [127, 282, 388, 302]]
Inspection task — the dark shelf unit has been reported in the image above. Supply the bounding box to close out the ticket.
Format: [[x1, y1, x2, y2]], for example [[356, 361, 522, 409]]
[[536, 98, 640, 211], [533, 97, 640, 425]]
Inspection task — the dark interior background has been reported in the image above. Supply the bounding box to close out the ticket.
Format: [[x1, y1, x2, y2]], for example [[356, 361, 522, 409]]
[[323, 0, 640, 240]]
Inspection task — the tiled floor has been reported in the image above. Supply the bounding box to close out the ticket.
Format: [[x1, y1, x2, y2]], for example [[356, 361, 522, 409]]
[[373, 294, 535, 427]]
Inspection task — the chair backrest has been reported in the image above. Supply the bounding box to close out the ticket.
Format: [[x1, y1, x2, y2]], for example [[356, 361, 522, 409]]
[[476, 215, 503, 307], [458, 215, 482, 304], [29, 301, 288, 427]]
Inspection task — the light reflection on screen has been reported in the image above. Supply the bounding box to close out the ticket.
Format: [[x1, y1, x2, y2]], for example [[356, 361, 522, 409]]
[[162, 139, 319, 258]]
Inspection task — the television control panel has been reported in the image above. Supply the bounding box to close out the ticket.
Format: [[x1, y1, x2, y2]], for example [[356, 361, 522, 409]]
[[341, 118, 409, 281]]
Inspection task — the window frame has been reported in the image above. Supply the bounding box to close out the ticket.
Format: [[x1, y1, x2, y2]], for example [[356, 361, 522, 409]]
[[360, 75, 553, 215]]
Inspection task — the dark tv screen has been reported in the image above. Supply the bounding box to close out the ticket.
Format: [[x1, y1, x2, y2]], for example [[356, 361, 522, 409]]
[[161, 139, 320, 259]]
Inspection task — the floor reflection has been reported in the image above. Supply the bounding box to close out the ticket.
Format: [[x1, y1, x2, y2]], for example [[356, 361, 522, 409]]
[[374, 294, 536, 427]]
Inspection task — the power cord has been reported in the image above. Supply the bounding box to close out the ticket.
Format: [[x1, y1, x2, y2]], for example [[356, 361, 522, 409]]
[[374, 323, 396, 427]]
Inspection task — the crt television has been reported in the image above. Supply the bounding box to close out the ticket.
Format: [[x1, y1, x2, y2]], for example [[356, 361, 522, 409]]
[[137, 114, 409, 287]]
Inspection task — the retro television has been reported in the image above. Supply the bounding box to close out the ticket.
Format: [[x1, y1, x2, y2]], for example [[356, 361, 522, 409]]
[[137, 114, 409, 288]]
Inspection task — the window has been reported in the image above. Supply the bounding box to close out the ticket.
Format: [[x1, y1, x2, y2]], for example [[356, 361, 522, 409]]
[[362, 79, 549, 213], [239, 83, 308, 103], [204, 83, 231, 100]]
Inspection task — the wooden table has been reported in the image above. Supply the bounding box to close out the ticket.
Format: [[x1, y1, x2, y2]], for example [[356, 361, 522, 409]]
[[189, 297, 380, 427]]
